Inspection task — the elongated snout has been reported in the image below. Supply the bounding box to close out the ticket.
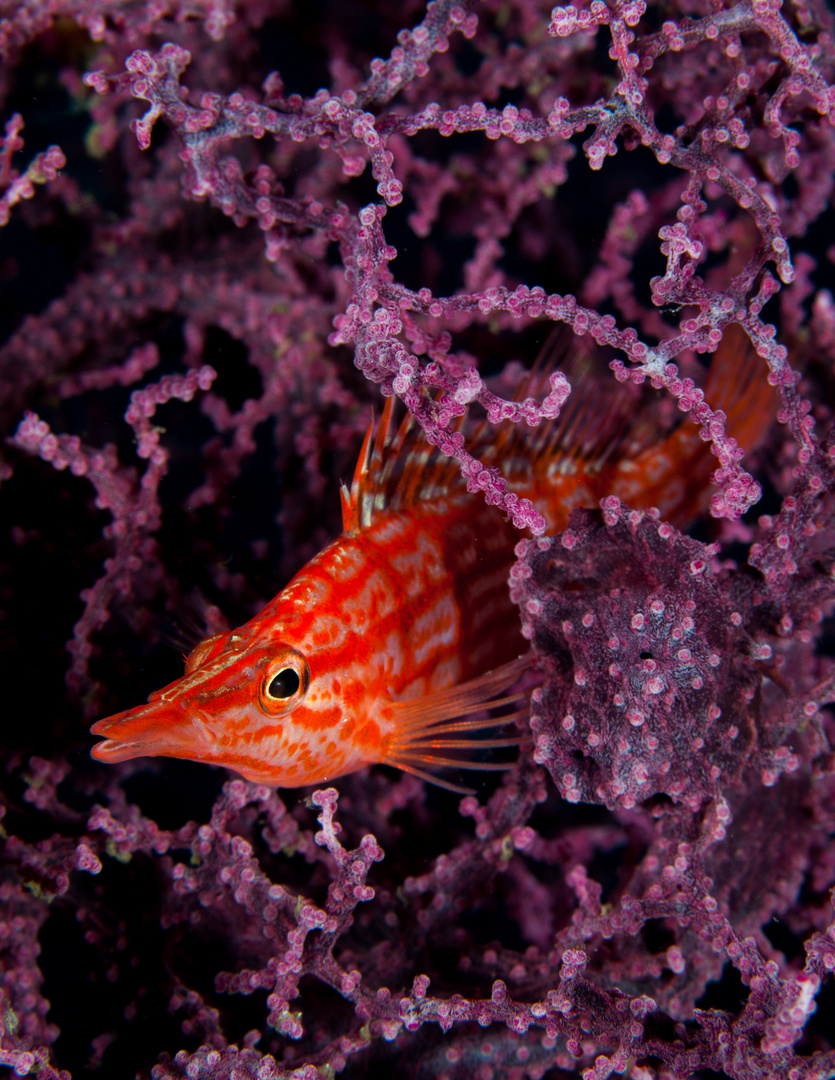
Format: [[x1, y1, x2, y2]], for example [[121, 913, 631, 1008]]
[[90, 698, 211, 764]]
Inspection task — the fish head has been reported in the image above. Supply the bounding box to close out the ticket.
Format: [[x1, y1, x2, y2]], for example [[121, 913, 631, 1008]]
[[90, 624, 369, 786]]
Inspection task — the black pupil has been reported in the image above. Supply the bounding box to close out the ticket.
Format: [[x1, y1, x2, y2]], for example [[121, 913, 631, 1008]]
[[268, 668, 300, 699]]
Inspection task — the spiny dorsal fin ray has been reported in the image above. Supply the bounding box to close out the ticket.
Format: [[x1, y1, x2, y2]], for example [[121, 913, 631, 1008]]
[[340, 335, 657, 536], [341, 408, 375, 535], [341, 393, 469, 534], [341, 395, 400, 535], [489, 328, 666, 487], [341, 325, 773, 537]]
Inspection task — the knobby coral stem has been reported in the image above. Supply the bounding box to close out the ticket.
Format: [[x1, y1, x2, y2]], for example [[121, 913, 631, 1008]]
[[2, 0, 835, 1077]]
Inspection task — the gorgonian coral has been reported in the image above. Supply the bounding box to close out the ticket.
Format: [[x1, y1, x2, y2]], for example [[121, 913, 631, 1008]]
[[512, 496, 833, 809], [1, 1, 834, 1079]]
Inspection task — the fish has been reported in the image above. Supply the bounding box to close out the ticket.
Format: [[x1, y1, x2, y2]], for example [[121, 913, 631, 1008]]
[[90, 326, 772, 790]]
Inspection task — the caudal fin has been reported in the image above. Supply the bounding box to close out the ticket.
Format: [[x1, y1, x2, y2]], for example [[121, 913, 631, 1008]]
[[702, 323, 777, 455], [604, 324, 777, 525]]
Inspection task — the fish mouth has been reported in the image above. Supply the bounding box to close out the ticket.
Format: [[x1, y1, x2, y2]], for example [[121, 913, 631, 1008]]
[[90, 700, 212, 765]]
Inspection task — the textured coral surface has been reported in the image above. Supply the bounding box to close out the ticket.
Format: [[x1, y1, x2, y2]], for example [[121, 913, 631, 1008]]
[[1, 2, 834, 1078]]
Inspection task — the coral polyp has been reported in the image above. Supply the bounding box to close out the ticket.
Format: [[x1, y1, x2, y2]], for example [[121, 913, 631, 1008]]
[[1, 2, 834, 1078]]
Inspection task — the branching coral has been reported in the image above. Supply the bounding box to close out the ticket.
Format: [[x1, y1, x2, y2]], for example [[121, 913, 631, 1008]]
[[1, 1, 834, 1078]]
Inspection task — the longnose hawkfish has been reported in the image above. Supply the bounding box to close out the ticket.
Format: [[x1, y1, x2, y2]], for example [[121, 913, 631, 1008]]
[[90, 328, 771, 791]]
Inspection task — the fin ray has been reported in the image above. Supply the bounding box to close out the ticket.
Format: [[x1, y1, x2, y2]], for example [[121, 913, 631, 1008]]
[[391, 655, 531, 728], [382, 759, 476, 794], [342, 394, 469, 532], [399, 736, 526, 750], [397, 708, 530, 738], [391, 754, 516, 772], [384, 655, 532, 785], [702, 323, 776, 452]]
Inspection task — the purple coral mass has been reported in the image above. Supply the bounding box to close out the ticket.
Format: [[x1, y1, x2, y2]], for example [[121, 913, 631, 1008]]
[[1, 1, 835, 1079]]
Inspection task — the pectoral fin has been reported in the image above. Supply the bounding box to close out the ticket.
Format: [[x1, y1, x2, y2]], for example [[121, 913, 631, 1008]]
[[381, 654, 534, 793]]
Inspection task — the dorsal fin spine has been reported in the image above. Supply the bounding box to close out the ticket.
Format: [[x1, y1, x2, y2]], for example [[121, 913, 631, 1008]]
[[343, 397, 400, 536], [340, 483, 357, 536], [342, 411, 375, 536]]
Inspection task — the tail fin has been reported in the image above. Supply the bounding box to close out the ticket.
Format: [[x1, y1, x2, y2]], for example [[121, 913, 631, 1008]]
[[702, 323, 777, 456], [609, 324, 777, 525]]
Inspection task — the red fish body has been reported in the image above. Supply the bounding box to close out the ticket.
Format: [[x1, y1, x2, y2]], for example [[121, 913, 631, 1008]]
[[91, 329, 771, 787], [92, 425, 527, 788]]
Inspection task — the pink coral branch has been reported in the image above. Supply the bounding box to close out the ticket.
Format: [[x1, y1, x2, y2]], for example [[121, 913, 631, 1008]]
[[1, 1, 835, 1077], [0, 113, 65, 228], [12, 364, 216, 704]]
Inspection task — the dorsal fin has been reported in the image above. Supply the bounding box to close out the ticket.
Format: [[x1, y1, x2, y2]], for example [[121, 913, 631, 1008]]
[[338, 334, 667, 539], [340, 394, 467, 536], [497, 325, 776, 530], [340, 325, 776, 539], [341, 397, 396, 536], [482, 331, 668, 530]]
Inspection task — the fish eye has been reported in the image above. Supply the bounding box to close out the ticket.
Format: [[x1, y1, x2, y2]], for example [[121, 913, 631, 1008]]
[[267, 668, 300, 699], [258, 648, 310, 717]]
